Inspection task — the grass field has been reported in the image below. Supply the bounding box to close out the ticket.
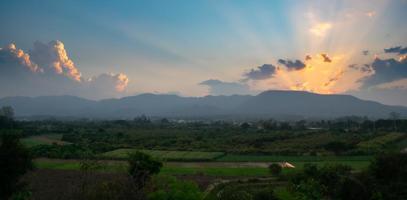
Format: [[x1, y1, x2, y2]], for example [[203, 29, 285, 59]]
[[101, 148, 225, 161], [217, 154, 372, 162], [21, 134, 70, 147], [34, 154, 371, 177]]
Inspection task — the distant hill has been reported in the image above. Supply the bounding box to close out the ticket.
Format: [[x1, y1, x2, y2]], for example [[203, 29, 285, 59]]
[[1, 90, 406, 119]]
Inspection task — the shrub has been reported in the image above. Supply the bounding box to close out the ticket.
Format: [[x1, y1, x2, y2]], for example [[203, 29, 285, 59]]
[[268, 163, 282, 176], [128, 151, 162, 189]]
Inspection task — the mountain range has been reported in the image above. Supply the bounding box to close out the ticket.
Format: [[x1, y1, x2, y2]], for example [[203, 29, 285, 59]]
[[1, 90, 406, 120]]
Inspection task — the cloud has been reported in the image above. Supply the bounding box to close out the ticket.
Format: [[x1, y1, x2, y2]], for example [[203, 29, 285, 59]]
[[375, 78, 407, 90], [246, 54, 373, 94], [0, 41, 129, 99], [309, 22, 332, 37], [363, 57, 407, 87], [277, 59, 306, 70], [320, 53, 332, 63], [384, 46, 407, 55], [30, 40, 82, 81], [305, 55, 312, 61], [199, 79, 253, 95], [0, 43, 42, 73], [88, 73, 129, 92], [243, 64, 276, 80]]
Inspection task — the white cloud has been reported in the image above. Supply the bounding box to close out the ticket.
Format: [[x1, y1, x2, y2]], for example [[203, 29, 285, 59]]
[[0, 41, 130, 99]]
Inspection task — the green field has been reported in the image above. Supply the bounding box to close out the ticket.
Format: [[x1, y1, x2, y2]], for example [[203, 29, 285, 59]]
[[21, 134, 70, 147], [217, 154, 372, 162], [34, 154, 371, 177], [102, 148, 225, 161]]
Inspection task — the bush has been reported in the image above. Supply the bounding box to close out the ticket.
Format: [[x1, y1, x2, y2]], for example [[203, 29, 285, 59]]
[[128, 151, 162, 189], [268, 163, 282, 176]]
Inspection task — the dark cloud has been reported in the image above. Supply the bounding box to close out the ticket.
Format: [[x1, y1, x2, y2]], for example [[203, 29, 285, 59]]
[[199, 79, 253, 95], [278, 59, 306, 70], [363, 58, 407, 87], [321, 53, 332, 62], [305, 55, 312, 61], [243, 64, 276, 80], [384, 46, 407, 54]]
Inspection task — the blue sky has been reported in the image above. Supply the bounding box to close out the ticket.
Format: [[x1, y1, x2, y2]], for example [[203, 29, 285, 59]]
[[0, 0, 406, 105]]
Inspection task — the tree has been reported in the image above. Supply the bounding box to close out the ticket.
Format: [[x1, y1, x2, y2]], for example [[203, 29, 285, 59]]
[[389, 112, 400, 131], [268, 163, 282, 176], [128, 151, 162, 189], [0, 133, 33, 199], [0, 106, 15, 129], [0, 106, 14, 119]]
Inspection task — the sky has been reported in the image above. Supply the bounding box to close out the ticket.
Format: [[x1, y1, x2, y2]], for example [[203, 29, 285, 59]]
[[0, 0, 406, 106]]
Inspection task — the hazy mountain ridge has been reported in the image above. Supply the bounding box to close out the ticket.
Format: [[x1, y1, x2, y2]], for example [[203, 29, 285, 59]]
[[1, 90, 406, 119]]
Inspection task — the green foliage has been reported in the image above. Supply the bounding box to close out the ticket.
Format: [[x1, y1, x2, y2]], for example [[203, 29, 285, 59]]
[[128, 151, 163, 189], [369, 153, 407, 200], [0, 133, 33, 199], [324, 141, 354, 155], [357, 133, 404, 153], [0, 106, 16, 129], [268, 163, 282, 176], [148, 175, 203, 200], [218, 185, 253, 200], [30, 144, 92, 159], [289, 163, 368, 200]]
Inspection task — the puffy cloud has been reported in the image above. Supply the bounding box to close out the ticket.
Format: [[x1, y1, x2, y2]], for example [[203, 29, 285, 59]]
[[309, 22, 332, 37], [199, 79, 253, 95], [87, 73, 129, 93], [30, 40, 81, 81], [243, 64, 276, 80], [0, 41, 129, 99], [0, 43, 42, 73], [277, 59, 306, 70], [384, 46, 407, 55]]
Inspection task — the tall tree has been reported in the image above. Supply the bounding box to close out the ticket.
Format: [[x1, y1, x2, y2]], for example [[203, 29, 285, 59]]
[[0, 133, 33, 199]]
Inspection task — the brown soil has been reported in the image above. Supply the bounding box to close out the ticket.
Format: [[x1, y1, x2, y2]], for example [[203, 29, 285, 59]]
[[23, 169, 129, 200]]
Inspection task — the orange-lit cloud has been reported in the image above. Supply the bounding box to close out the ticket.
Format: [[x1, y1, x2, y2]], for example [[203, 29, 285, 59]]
[[1, 43, 42, 73], [31, 40, 81, 82], [114, 73, 129, 92], [247, 53, 374, 94], [0, 41, 130, 99]]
